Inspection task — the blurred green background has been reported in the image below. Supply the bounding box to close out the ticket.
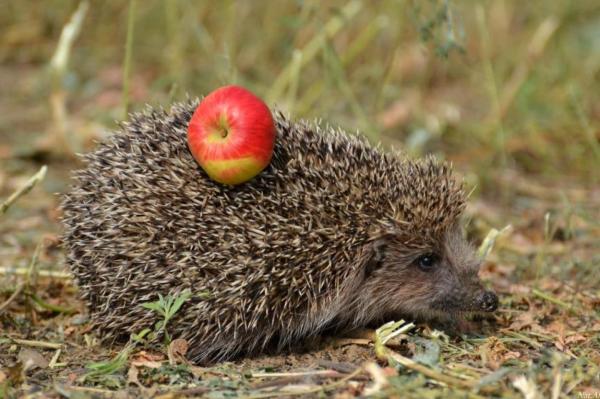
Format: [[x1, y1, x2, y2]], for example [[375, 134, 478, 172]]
[[1, 0, 599, 191]]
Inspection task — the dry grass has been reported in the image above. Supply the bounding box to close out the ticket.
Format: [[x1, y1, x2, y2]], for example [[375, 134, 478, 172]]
[[1, 0, 599, 397]]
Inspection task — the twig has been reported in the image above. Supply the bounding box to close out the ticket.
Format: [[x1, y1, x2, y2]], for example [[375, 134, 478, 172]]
[[50, 1, 89, 76], [250, 370, 357, 391], [240, 368, 363, 399], [0, 166, 47, 215], [49, 349, 62, 369], [251, 370, 345, 379], [54, 385, 117, 396], [251, 377, 308, 391], [3, 338, 63, 349], [49, 1, 89, 152], [0, 283, 24, 314], [0, 267, 71, 279]]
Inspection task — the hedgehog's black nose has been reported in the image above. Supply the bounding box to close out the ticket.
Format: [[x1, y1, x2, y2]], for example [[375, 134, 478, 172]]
[[480, 291, 499, 312]]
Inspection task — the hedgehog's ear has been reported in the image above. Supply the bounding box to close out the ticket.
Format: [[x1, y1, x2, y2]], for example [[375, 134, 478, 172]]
[[364, 233, 396, 277]]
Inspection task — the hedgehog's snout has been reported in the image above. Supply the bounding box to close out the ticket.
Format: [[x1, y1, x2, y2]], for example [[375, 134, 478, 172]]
[[477, 290, 499, 312]]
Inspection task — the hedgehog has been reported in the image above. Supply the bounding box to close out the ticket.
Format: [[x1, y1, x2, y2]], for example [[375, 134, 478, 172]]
[[61, 99, 498, 364]]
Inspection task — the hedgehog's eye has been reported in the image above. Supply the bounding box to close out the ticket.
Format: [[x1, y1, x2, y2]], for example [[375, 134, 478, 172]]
[[416, 253, 438, 272]]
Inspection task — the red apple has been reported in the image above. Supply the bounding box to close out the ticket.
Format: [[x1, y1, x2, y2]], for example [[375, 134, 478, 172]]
[[187, 85, 275, 185]]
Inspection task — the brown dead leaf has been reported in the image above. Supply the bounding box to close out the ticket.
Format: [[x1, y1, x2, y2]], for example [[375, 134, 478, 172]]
[[564, 333, 587, 345], [131, 351, 164, 369], [544, 321, 578, 357], [127, 364, 141, 387], [509, 310, 540, 331], [481, 337, 521, 370], [18, 348, 48, 372], [63, 326, 76, 336], [545, 320, 566, 337], [0, 369, 6, 383], [168, 338, 189, 365]]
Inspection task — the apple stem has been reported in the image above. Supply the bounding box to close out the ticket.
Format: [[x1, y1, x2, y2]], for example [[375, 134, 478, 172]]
[[218, 114, 230, 138]]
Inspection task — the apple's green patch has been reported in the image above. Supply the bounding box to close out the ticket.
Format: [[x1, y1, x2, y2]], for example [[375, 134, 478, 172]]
[[203, 156, 264, 185]]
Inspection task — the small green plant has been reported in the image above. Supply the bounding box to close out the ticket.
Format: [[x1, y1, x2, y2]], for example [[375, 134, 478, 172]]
[[81, 290, 195, 388], [83, 345, 133, 387], [82, 329, 149, 387], [141, 290, 192, 344]]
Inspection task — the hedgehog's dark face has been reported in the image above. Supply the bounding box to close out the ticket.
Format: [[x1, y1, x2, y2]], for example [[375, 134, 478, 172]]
[[350, 225, 498, 325]]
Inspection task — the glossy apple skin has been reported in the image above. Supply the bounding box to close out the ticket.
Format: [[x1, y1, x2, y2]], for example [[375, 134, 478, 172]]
[[187, 85, 275, 185]]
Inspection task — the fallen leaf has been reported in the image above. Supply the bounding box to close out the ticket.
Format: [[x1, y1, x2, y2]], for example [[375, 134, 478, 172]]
[[168, 338, 189, 365], [554, 341, 565, 352], [18, 348, 48, 372], [127, 364, 141, 387], [545, 320, 566, 338], [565, 333, 587, 345], [509, 310, 540, 331], [481, 337, 522, 370], [130, 351, 163, 369]]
